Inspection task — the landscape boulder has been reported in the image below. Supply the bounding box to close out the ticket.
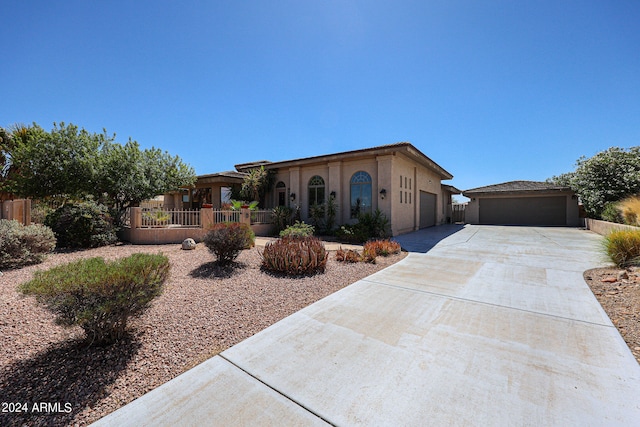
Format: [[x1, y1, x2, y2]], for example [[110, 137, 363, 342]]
[[181, 238, 197, 250]]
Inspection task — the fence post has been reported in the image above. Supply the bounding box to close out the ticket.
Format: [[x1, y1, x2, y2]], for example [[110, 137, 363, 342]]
[[240, 208, 251, 226], [131, 207, 142, 228], [201, 208, 213, 229]]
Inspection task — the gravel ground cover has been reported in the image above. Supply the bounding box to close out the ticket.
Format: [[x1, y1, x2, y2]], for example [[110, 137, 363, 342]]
[[0, 242, 406, 426], [584, 266, 640, 364]]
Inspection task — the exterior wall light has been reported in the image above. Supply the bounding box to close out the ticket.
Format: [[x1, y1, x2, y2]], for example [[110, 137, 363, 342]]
[[290, 193, 296, 202], [379, 189, 387, 199], [330, 191, 336, 198]]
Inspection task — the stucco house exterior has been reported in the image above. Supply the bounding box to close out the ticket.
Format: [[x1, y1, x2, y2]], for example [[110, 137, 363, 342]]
[[462, 181, 580, 226], [168, 143, 459, 236]]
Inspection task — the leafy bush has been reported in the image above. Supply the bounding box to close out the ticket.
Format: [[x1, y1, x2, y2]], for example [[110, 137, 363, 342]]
[[19, 253, 169, 345], [336, 209, 391, 243], [142, 209, 171, 226], [604, 229, 640, 267], [619, 195, 640, 226], [0, 219, 57, 269], [280, 221, 315, 238], [260, 236, 328, 275], [363, 239, 402, 257], [601, 202, 623, 224], [203, 222, 255, 265], [44, 200, 118, 248]]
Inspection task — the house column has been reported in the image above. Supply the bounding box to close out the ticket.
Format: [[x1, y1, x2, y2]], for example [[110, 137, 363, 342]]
[[289, 167, 301, 211], [328, 161, 342, 225], [376, 155, 393, 224]]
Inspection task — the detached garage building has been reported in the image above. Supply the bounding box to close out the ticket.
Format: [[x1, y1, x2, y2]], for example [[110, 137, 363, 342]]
[[463, 181, 580, 226]]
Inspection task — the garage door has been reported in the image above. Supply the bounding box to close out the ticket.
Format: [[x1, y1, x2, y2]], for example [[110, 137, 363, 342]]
[[479, 196, 566, 225], [419, 191, 437, 228]]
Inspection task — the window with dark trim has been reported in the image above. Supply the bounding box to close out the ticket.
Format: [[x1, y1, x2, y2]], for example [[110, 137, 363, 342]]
[[350, 171, 372, 218]]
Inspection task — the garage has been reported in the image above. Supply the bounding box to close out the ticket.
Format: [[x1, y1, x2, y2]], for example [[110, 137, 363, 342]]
[[479, 196, 566, 225], [419, 191, 437, 228], [462, 181, 580, 227]]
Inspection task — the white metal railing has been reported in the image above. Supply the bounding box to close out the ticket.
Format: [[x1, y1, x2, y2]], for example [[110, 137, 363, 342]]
[[141, 208, 200, 228], [212, 209, 240, 224], [251, 210, 274, 224]]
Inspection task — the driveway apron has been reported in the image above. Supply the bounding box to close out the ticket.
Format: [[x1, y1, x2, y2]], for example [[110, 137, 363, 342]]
[[93, 225, 640, 426]]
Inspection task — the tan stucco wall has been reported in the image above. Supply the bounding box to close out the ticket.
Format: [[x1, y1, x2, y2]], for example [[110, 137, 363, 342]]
[[585, 218, 637, 235], [465, 192, 580, 226], [263, 152, 450, 236]]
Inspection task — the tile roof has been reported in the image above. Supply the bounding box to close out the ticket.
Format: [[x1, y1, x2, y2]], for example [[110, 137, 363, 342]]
[[235, 142, 453, 179], [463, 180, 571, 195]]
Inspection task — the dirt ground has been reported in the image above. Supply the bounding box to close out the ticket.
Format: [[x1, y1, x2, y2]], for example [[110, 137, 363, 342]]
[[584, 266, 640, 364]]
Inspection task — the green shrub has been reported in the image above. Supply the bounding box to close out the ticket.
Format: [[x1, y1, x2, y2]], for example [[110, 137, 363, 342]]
[[45, 201, 118, 248], [19, 253, 169, 345], [336, 209, 390, 243], [601, 202, 623, 224], [204, 222, 255, 265], [280, 221, 315, 238], [0, 219, 57, 269], [260, 236, 328, 276], [604, 229, 640, 267]]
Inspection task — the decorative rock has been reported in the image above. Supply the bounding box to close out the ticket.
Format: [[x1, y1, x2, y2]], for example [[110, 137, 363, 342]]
[[181, 238, 197, 250]]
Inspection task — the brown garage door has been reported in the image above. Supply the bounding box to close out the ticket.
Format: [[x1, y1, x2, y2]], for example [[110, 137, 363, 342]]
[[420, 191, 437, 228], [479, 196, 566, 225]]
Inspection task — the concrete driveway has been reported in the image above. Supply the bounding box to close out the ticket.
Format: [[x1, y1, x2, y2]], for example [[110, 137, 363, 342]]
[[93, 225, 640, 426]]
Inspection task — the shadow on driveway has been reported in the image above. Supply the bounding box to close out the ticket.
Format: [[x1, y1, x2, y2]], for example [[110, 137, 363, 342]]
[[392, 224, 466, 253]]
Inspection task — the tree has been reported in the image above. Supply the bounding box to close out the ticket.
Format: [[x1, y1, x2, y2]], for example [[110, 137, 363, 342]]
[[550, 147, 640, 218], [96, 140, 196, 225], [4, 122, 196, 226], [7, 122, 107, 199], [240, 166, 274, 206]]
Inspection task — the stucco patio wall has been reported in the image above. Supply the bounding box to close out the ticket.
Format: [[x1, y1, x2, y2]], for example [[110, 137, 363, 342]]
[[585, 218, 639, 236]]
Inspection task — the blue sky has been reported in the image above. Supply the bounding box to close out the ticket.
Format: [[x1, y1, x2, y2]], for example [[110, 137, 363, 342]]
[[2, 1, 639, 195]]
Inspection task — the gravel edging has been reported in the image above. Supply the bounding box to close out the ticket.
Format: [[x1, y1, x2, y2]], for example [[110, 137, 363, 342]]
[[0, 243, 406, 426]]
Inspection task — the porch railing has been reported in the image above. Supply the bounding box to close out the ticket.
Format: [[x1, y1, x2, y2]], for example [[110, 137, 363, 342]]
[[141, 208, 201, 228], [251, 210, 274, 224], [212, 209, 241, 224]]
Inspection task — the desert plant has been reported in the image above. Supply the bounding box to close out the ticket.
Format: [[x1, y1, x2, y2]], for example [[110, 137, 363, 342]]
[[19, 253, 169, 345], [335, 247, 375, 263], [618, 195, 640, 226], [272, 205, 294, 234], [280, 221, 315, 238], [203, 222, 255, 265], [260, 236, 328, 275], [309, 203, 325, 231], [363, 239, 402, 257], [44, 200, 117, 248], [0, 219, 56, 269], [604, 229, 640, 267], [325, 194, 338, 233]]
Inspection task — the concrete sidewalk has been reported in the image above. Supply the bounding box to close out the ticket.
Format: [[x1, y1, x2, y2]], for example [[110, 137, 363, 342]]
[[93, 225, 640, 426]]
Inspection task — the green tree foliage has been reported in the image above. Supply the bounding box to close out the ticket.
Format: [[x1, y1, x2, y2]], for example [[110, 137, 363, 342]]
[[549, 147, 640, 218], [240, 166, 274, 206], [7, 122, 107, 199], [97, 140, 196, 225], [3, 122, 196, 225]]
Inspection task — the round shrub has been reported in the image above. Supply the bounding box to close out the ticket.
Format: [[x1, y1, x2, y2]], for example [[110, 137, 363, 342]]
[[0, 219, 56, 269], [260, 236, 328, 276], [280, 221, 315, 238], [604, 229, 640, 268], [203, 222, 255, 265], [20, 253, 169, 345], [45, 201, 118, 248]]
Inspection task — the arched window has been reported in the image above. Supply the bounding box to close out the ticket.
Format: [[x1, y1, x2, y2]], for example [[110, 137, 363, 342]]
[[276, 181, 286, 206], [350, 171, 372, 218], [308, 175, 325, 214]]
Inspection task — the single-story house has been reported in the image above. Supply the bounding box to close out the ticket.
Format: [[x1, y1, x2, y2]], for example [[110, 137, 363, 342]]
[[170, 142, 460, 236], [462, 181, 580, 226]]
